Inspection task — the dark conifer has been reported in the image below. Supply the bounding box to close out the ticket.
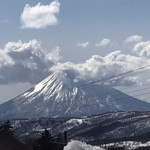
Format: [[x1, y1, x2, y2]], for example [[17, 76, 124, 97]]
[[0, 120, 26, 150], [38, 129, 52, 145], [64, 131, 67, 144], [0, 120, 13, 136]]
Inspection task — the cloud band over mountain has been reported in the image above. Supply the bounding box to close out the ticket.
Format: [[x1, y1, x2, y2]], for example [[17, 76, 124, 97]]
[[0, 38, 150, 86]]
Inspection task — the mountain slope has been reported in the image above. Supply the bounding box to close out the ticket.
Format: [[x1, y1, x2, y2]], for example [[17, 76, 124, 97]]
[[0, 70, 150, 119]]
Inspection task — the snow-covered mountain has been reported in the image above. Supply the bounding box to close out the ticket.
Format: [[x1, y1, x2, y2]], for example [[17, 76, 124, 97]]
[[0, 70, 150, 119]]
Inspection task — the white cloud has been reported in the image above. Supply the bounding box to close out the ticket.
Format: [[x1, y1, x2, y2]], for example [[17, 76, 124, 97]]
[[125, 35, 143, 43], [51, 49, 149, 86], [77, 42, 89, 48], [47, 46, 62, 63], [0, 40, 61, 84], [20, 0, 60, 29], [133, 41, 150, 58], [75, 51, 145, 86], [64, 140, 104, 150], [95, 38, 110, 47]]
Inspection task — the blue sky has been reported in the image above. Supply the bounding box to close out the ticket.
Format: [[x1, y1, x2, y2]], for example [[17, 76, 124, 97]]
[[1, 0, 150, 103], [1, 0, 150, 62]]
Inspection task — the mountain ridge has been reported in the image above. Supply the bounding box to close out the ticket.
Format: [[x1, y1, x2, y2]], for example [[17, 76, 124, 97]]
[[4, 111, 150, 142]]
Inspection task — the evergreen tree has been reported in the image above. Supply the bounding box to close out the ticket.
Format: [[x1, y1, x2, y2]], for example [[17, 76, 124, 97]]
[[34, 129, 67, 150], [56, 133, 62, 143], [64, 131, 67, 144], [0, 120, 13, 136], [38, 129, 53, 145], [0, 120, 26, 150]]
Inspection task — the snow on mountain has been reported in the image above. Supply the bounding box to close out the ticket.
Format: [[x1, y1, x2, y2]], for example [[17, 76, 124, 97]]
[[0, 70, 150, 119]]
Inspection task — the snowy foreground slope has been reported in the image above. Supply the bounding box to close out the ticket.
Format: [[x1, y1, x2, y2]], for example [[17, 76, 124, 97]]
[[65, 141, 150, 150], [0, 70, 150, 119], [64, 140, 104, 150]]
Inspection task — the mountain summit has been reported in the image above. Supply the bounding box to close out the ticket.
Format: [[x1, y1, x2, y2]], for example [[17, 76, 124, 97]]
[[0, 70, 150, 119]]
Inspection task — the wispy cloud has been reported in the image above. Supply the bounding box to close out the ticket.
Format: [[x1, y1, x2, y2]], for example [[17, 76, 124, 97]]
[[95, 38, 110, 47], [125, 35, 143, 43], [20, 0, 60, 29], [77, 42, 89, 48]]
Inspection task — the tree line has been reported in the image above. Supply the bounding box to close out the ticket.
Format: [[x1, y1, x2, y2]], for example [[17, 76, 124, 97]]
[[0, 120, 67, 150]]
